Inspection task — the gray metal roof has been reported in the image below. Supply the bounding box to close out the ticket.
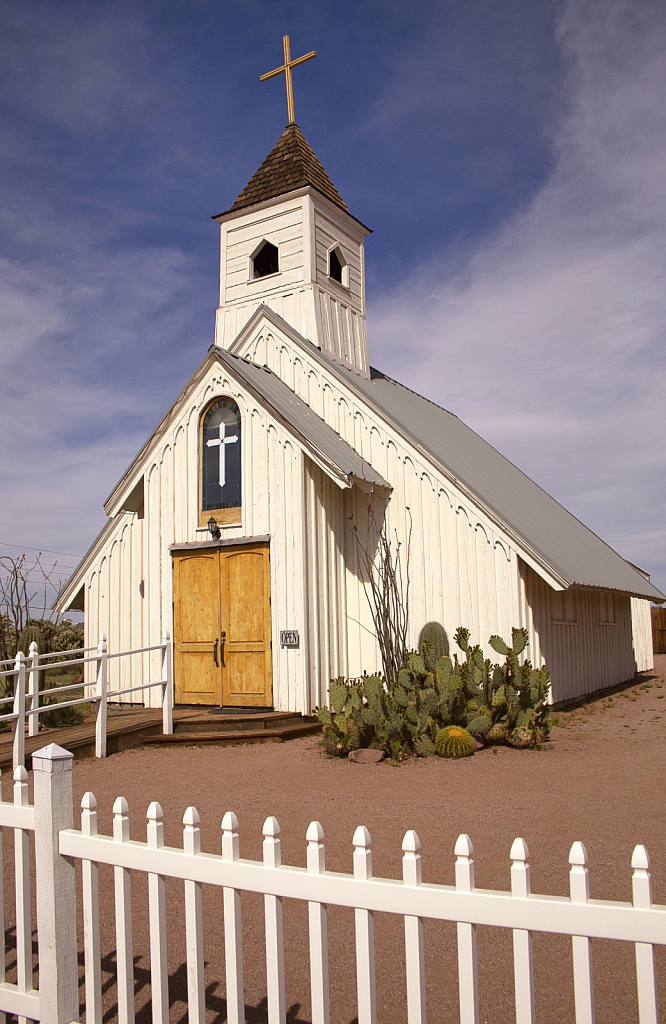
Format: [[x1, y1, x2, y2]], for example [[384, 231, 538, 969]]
[[216, 348, 389, 489], [242, 307, 663, 602], [352, 364, 664, 601]]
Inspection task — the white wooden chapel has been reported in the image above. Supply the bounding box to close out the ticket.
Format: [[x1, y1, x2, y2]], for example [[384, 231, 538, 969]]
[[56, 38, 664, 710]]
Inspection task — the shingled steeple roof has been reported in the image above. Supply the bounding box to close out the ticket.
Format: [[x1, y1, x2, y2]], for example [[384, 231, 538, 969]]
[[222, 123, 350, 216]]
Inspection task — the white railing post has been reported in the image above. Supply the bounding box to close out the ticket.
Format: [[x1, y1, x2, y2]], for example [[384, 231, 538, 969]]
[[402, 830, 426, 1024], [510, 838, 535, 1024], [147, 802, 169, 1024], [14, 766, 31, 1024], [354, 826, 377, 1024], [183, 807, 205, 1024], [95, 635, 107, 759], [81, 793, 102, 1024], [113, 797, 135, 1024], [222, 811, 245, 1024], [161, 631, 173, 735], [263, 816, 286, 1024], [12, 651, 26, 771], [28, 642, 39, 738], [306, 821, 330, 1024], [455, 834, 479, 1024], [32, 743, 79, 1024], [569, 842, 595, 1024], [631, 845, 659, 1024]]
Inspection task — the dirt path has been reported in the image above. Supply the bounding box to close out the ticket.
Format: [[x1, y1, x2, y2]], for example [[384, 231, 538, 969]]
[[5, 656, 666, 1023]]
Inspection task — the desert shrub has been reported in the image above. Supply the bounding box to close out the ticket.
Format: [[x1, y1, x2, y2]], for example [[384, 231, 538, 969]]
[[315, 625, 550, 759]]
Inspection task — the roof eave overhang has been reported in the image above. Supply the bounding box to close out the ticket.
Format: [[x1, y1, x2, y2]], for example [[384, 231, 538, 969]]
[[213, 185, 373, 236]]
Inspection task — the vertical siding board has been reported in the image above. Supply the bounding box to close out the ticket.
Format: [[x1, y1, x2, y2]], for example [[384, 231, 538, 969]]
[[522, 560, 641, 703]]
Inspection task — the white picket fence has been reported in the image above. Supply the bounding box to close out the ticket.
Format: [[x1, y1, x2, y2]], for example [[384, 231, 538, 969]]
[[0, 744, 663, 1024], [0, 633, 173, 769]]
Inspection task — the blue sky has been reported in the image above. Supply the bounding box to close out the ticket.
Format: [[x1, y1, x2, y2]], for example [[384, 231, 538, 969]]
[[1, 0, 665, 604]]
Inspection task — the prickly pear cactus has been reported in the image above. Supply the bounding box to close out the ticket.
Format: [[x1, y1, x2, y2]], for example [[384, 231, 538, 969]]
[[435, 725, 475, 759]]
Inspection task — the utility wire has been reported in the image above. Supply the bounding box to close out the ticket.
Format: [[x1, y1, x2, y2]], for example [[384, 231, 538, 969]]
[[0, 541, 83, 558]]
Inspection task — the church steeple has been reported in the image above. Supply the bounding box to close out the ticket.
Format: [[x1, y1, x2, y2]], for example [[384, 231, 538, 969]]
[[213, 122, 372, 376]]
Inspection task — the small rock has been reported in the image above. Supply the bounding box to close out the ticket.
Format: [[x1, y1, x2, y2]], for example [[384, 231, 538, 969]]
[[472, 736, 485, 751], [348, 748, 385, 764]]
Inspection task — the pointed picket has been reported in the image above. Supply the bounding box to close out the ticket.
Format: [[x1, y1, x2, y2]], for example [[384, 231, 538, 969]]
[[222, 811, 245, 1024], [306, 821, 330, 1024], [147, 802, 169, 1024], [631, 845, 659, 1024], [81, 792, 102, 1024], [455, 834, 479, 1024], [113, 797, 135, 1024], [569, 842, 595, 1024], [510, 838, 535, 1024], [13, 767, 30, 1024], [402, 830, 426, 1024], [263, 816, 286, 1024], [353, 826, 377, 1024], [183, 807, 205, 1024]]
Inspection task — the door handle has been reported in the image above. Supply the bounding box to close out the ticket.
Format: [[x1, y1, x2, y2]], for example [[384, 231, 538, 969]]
[[213, 638, 219, 667], [220, 631, 226, 668]]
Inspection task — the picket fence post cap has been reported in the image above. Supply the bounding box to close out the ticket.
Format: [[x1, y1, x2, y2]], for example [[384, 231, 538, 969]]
[[510, 837, 529, 861], [13, 765, 28, 783], [353, 825, 371, 848], [402, 829, 421, 853], [569, 841, 587, 866], [113, 796, 129, 815], [263, 815, 280, 837], [306, 820, 324, 843], [183, 806, 200, 827], [631, 844, 650, 871], [31, 743, 74, 773], [454, 833, 473, 858]]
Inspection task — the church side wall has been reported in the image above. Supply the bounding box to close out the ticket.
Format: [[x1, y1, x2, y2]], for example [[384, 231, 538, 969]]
[[519, 560, 637, 703], [81, 361, 311, 712], [631, 596, 654, 673], [302, 429, 523, 708]]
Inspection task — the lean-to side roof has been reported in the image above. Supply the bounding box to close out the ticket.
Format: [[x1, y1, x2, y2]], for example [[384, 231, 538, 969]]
[[218, 123, 350, 217], [233, 306, 665, 603], [215, 349, 388, 489]]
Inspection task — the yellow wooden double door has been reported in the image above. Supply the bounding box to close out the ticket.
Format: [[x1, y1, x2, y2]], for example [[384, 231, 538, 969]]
[[173, 543, 272, 707]]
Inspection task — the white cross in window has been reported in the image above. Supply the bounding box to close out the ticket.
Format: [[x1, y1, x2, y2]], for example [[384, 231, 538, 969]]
[[206, 421, 238, 488]]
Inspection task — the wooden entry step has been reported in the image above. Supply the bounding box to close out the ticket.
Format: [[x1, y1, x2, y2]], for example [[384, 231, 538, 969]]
[[143, 711, 321, 747]]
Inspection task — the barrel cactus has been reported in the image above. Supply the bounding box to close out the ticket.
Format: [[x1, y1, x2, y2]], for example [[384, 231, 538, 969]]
[[435, 725, 475, 759], [418, 622, 449, 669]]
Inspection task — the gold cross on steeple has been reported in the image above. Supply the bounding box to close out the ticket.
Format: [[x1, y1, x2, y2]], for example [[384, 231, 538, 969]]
[[260, 35, 316, 125]]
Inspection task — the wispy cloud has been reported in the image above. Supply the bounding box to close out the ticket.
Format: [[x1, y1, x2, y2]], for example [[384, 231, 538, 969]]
[[369, 0, 666, 592]]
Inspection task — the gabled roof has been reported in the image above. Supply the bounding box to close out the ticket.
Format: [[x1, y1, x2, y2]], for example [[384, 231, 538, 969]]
[[219, 123, 350, 217], [234, 306, 665, 603]]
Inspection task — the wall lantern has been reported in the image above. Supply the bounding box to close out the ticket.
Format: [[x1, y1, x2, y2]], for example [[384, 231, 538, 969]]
[[208, 516, 221, 540]]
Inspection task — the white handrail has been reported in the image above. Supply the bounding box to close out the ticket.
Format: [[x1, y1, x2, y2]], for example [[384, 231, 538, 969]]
[[6, 631, 174, 770]]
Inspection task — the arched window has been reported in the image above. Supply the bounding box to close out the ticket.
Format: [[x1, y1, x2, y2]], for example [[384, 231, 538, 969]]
[[201, 399, 241, 518]]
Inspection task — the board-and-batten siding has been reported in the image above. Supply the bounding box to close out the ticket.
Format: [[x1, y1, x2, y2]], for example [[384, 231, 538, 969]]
[[630, 597, 654, 673], [519, 561, 638, 703], [303, 440, 521, 709], [81, 364, 310, 712]]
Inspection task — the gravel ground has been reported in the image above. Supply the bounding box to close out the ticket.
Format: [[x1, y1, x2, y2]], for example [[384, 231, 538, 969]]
[[4, 655, 666, 1024]]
